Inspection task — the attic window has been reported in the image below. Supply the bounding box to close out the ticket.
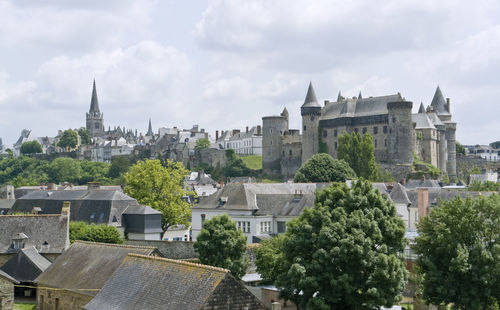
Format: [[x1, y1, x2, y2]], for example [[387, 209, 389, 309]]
[[42, 241, 49, 246], [112, 216, 118, 223]]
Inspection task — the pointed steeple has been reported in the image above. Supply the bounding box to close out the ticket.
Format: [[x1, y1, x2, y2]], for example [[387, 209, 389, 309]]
[[430, 85, 449, 115], [301, 82, 320, 108], [281, 107, 289, 120], [358, 91, 362, 99], [146, 118, 153, 136], [337, 91, 343, 102], [418, 102, 425, 113], [89, 79, 100, 114]]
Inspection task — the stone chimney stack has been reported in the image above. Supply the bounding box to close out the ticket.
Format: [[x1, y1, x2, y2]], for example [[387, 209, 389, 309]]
[[257, 125, 262, 135], [61, 201, 71, 217], [246, 126, 249, 133], [417, 188, 429, 221], [216, 130, 219, 141], [87, 182, 101, 191]]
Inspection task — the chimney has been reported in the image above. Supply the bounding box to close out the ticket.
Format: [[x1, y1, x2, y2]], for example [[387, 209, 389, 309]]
[[417, 188, 429, 221], [216, 130, 219, 140], [87, 182, 101, 191], [233, 129, 240, 135], [246, 126, 249, 133], [61, 201, 70, 216], [271, 302, 281, 310], [47, 183, 55, 190], [257, 125, 262, 135]]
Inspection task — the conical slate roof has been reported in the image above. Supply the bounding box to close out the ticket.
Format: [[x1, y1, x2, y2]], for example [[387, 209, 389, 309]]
[[418, 102, 425, 114], [281, 107, 289, 119], [430, 86, 449, 115], [89, 79, 100, 114], [337, 91, 342, 102], [358, 91, 362, 99], [301, 82, 320, 108]]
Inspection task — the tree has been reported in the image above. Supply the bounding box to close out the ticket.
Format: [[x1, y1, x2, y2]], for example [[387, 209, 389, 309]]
[[57, 129, 78, 150], [255, 234, 287, 283], [78, 127, 91, 145], [261, 180, 407, 309], [47, 157, 81, 183], [70, 221, 123, 244], [108, 156, 130, 178], [223, 149, 250, 177], [337, 132, 378, 180], [294, 153, 356, 183], [123, 159, 192, 231], [414, 195, 500, 309], [468, 181, 500, 191], [490, 141, 500, 149], [195, 138, 210, 150], [456, 141, 466, 155], [20, 141, 42, 155], [194, 214, 248, 279]]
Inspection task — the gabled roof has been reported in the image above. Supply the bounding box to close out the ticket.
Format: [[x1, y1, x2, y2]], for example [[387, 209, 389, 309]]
[[35, 241, 158, 296], [84, 254, 266, 310], [0, 246, 51, 282], [430, 86, 449, 115], [89, 79, 100, 114], [0, 214, 69, 254], [301, 82, 320, 108], [390, 183, 411, 205], [321, 93, 403, 120], [0, 269, 18, 284]]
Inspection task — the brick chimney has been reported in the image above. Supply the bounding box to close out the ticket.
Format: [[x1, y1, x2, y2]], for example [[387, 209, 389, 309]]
[[216, 130, 219, 141], [417, 188, 429, 221], [233, 129, 240, 135], [246, 126, 249, 133], [61, 201, 70, 217], [257, 125, 262, 135], [88, 182, 101, 191]]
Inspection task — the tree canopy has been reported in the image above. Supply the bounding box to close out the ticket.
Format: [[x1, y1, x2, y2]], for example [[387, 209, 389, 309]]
[[57, 129, 79, 150], [337, 132, 378, 180], [48, 157, 82, 184], [223, 149, 250, 177], [456, 141, 466, 155], [78, 127, 91, 145], [294, 153, 356, 183], [20, 140, 42, 155], [195, 138, 210, 150], [108, 156, 130, 178], [69, 221, 123, 244], [194, 214, 248, 279], [490, 141, 500, 149], [123, 159, 192, 231], [414, 194, 500, 310], [256, 180, 407, 309]]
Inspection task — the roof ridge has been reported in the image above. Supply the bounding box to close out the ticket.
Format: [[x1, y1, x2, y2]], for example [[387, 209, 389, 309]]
[[74, 241, 156, 250], [127, 253, 229, 273]]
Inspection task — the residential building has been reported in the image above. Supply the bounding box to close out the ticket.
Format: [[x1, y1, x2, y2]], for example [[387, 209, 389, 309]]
[[221, 126, 263, 155]]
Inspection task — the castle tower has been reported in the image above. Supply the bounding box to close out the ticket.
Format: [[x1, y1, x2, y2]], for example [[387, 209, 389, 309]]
[[387, 100, 413, 164], [86, 80, 104, 138], [301, 82, 322, 164], [146, 118, 153, 136], [262, 114, 288, 174]]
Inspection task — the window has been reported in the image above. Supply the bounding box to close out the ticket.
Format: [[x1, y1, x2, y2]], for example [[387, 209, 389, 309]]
[[383, 126, 388, 134], [374, 139, 378, 148], [334, 142, 338, 150], [277, 221, 287, 233], [289, 150, 292, 156], [334, 129, 338, 137], [393, 117, 396, 122], [303, 125, 306, 131], [373, 127, 378, 134], [237, 221, 250, 233], [201, 214, 206, 225], [282, 150, 285, 156], [362, 127, 367, 134], [384, 139, 387, 147], [260, 221, 271, 233], [310, 115, 315, 121], [55, 298, 60, 310], [323, 130, 327, 138], [94, 123, 100, 129]]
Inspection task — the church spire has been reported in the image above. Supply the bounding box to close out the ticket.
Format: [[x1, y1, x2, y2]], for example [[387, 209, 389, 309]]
[[146, 118, 153, 136], [89, 79, 100, 114]]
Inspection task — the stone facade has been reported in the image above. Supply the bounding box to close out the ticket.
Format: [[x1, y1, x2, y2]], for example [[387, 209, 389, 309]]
[[263, 84, 458, 181], [37, 287, 93, 310], [0, 276, 15, 310]]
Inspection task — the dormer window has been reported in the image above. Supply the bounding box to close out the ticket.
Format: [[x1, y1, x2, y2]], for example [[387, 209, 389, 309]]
[[12, 232, 28, 250]]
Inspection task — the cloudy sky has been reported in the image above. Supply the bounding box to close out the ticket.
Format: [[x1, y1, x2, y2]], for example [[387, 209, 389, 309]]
[[0, 0, 499, 145]]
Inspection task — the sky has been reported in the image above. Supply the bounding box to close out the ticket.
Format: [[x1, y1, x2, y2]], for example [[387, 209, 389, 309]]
[[0, 0, 499, 146]]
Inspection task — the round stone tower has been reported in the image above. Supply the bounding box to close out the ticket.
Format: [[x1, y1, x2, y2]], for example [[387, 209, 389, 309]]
[[262, 115, 288, 174], [387, 100, 413, 164], [301, 82, 322, 164]]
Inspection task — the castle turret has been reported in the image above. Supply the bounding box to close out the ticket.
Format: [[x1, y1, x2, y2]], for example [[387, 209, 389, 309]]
[[301, 82, 322, 164], [86, 79, 104, 138], [387, 100, 413, 164], [262, 115, 288, 174]]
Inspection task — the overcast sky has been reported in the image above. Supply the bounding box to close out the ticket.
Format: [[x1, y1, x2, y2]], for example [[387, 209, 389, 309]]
[[0, 0, 499, 145]]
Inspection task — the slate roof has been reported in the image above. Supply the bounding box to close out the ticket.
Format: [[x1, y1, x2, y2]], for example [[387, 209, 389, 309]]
[[405, 188, 495, 209], [35, 241, 158, 297], [84, 254, 267, 310], [301, 82, 321, 108], [405, 179, 441, 189], [89, 79, 100, 114], [390, 183, 411, 205], [0, 214, 69, 254], [0, 269, 18, 284], [0, 246, 51, 282], [11, 190, 137, 226], [430, 86, 449, 115], [321, 93, 403, 120], [412, 113, 436, 129]]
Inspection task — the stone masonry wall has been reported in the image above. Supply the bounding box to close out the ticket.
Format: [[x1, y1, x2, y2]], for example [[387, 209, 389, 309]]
[[456, 154, 500, 182], [0, 277, 15, 310], [37, 288, 93, 310]]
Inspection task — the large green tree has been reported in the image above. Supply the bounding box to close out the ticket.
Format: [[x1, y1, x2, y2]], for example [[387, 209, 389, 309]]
[[20, 140, 42, 155], [48, 157, 81, 183], [257, 180, 407, 309], [223, 149, 250, 177], [294, 153, 356, 183], [78, 127, 91, 145], [124, 159, 192, 231], [194, 214, 248, 279], [337, 132, 378, 180], [195, 138, 210, 150], [414, 195, 500, 310], [57, 129, 79, 150], [108, 156, 130, 178], [70, 221, 123, 244]]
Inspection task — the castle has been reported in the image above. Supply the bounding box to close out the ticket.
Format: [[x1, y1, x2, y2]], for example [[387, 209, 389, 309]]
[[262, 83, 457, 181]]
